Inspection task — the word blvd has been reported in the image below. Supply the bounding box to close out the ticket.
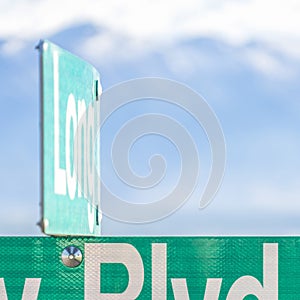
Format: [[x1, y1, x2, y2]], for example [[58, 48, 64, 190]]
[[84, 243, 278, 299]]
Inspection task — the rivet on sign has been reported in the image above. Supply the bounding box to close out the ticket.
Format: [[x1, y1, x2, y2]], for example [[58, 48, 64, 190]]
[[61, 246, 83, 268], [95, 79, 99, 101]]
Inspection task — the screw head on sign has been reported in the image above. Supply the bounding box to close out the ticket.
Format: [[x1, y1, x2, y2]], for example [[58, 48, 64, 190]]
[[61, 246, 82, 268]]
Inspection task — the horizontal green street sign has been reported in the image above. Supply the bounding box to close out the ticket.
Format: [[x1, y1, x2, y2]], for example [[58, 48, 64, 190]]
[[0, 236, 299, 299], [39, 40, 101, 236]]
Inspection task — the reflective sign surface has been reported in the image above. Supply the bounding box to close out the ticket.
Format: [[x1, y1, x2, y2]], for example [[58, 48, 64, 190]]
[[39, 40, 101, 236], [0, 237, 299, 299]]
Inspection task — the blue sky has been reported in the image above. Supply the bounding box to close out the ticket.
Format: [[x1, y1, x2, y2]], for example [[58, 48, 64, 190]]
[[0, 0, 300, 235]]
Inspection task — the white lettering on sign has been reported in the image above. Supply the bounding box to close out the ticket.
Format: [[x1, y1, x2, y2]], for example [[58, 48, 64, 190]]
[[0, 278, 41, 300], [226, 243, 278, 299], [77, 98, 87, 198], [84, 243, 278, 299], [52, 51, 101, 233], [152, 243, 166, 299], [65, 93, 77, 200], [53, 50, 66, 196], [84, 243, 144, 299]]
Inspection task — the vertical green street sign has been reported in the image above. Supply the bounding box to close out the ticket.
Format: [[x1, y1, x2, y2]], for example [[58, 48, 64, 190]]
[[0, 237, 299, 299], [39, 40, 101, 236]]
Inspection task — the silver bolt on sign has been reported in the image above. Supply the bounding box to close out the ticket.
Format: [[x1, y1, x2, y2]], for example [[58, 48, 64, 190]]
[[61, 246, 83, 268]]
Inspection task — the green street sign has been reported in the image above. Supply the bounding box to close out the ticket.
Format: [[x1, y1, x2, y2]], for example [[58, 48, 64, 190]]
[[39, 40, 101, 236], [0, 236, 298, 299]]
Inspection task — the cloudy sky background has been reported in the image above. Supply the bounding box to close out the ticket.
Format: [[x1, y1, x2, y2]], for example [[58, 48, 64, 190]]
[[0, 0, 300, 235]]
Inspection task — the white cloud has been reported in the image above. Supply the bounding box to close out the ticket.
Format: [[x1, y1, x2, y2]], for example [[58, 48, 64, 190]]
[[242, 47, 295, 79], [0, 0, 298, 82], [1, 0, 300, 59]]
